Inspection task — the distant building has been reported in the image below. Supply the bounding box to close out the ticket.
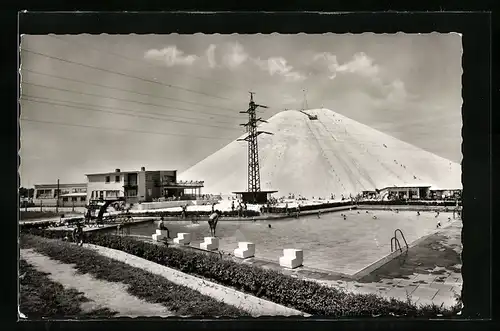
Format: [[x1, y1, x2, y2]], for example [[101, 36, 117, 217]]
[[378, 185, 432, 200], [33, 183, 87, 207], [85, 167, 204, 204]]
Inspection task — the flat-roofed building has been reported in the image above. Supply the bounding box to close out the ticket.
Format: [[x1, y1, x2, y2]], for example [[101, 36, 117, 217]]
[[85, 166, 204, 204], [33, 183, 87, 207]]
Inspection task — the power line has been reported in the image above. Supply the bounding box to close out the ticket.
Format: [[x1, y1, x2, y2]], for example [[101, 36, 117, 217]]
[[22, 82, 242, 119], [21, 97, 244, 132], [21, 48, 233, 102], [20, 94, 236, 125], [22, 68, 236, 112], [48, 35, 250, 95], [20, 118, 237, 141]]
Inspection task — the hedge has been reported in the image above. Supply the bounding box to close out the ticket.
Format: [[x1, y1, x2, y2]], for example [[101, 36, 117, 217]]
[[21, 228, 461, 317]]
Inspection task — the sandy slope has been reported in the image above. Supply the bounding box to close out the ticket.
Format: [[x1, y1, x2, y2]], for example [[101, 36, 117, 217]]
[[180, 109, 461, 198]]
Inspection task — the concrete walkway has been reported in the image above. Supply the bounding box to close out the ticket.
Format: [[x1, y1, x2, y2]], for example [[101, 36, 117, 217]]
[[85, 243, 310, 317], [301, 221, 462, 308], [21, 249, 173, 318]]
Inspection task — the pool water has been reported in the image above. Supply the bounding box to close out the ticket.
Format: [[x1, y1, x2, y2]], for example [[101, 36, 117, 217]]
[[123, 210, 456, 275]]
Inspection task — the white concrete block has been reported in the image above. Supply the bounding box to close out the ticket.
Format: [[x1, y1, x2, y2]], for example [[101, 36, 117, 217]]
[[234, 242, 256, 259], [279, 249, 303, 269], [156, 229, 163, 235], [200, 237, 219, 251], [173, 232, 191, 245], [152, 233, 164, 241]]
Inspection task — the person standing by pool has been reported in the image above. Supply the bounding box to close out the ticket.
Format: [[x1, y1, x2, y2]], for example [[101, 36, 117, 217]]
[[285, 202, 289, 215], [317, 210, 321, 218], [296, 204, 300, 218], [208, 210, 220, 237], [231, 201, 235, 213], [181, 204, 188, 219]]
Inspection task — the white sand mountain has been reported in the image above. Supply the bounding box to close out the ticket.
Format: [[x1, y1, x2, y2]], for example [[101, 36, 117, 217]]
[[180, 108, 461, 198]]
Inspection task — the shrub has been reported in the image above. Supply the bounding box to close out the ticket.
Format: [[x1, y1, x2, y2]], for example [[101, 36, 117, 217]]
[[20, 228, 461, 317]]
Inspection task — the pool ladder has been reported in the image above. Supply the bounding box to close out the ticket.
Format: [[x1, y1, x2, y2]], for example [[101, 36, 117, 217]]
[[390, 228, 409, 253], [391, 229, 409, 266]]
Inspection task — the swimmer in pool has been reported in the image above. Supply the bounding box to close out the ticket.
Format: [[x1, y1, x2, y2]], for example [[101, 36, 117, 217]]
[[372, 215, 378, 220], [436, 220, 442, 228], [417, 211, 420, 216], [317, 211, 321, 218], [268, 224, 272, 228]]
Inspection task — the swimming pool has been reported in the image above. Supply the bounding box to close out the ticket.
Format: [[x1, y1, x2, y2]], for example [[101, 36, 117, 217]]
[[122, 209, 456, 275]]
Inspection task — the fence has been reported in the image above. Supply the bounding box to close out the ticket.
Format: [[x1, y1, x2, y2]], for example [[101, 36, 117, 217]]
[[20, 201, 86, 213]]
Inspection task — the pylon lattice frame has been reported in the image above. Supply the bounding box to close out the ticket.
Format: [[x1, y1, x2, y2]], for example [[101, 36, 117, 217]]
[[238, 93, 273, 197]]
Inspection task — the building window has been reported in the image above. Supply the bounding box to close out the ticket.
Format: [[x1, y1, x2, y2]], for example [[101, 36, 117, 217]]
[[115, 175, 120, 183], [62, 197, 68, 202], [72, 197, 78, 202], [80, 196, 86, 202], [105, 176, 110, 183]]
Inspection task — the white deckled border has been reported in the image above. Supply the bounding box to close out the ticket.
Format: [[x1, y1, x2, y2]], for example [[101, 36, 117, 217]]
[[85, 244, 310, 317]]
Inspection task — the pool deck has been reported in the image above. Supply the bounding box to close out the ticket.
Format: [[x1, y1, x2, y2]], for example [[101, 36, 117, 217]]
[[129, 217, 462, 308]]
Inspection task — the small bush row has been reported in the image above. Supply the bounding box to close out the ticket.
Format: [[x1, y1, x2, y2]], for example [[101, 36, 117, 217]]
[[21, 228, 460, 317]]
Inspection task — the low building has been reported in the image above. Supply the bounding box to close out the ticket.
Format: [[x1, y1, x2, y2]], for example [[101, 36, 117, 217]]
[[378, 185, 432, 200], [33, 183, 87, 207], [429, 188, 462, 200], [85, 167, 204, 204]]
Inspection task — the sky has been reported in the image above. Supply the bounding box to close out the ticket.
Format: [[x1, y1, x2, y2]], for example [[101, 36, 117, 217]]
[[19, 33, 463, 187]]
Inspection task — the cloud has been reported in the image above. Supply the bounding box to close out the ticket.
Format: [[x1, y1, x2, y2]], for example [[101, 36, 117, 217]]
[[144, 45, 198, 66], [336, 52, 380, 78], [254, 56, 306, 82], [222, 42, 249, 69], [384, 79, 409, 104], [205, 44, 217, 68], [312, 51, 412, 106], [313, 52, 380, 80], [313, 52, 339, 79]]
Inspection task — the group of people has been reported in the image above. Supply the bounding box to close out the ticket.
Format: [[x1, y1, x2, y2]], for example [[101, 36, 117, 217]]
[[231, 200, 249, 217]]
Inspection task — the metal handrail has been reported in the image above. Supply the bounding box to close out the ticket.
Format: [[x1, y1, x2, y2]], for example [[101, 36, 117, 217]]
[[394, 228, 409, 251], [391, 236, 402, 253]]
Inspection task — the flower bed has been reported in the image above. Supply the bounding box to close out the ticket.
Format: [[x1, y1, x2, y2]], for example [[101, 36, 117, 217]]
[[21, 228, 461, 317]]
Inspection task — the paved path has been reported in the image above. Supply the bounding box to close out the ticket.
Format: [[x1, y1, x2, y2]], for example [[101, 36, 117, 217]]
[[21, 248, 173, 318], [86, 243, 310, 317]]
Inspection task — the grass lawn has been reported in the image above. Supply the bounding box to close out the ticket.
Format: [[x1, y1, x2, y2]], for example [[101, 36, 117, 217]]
[[19, 259, 117, 319], [21, 235, 248, 317]]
